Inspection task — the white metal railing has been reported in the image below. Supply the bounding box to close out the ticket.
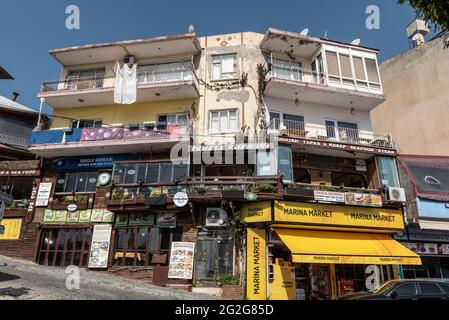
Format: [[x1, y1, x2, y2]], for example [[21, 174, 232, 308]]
[[271, 119, 393, 148], [270, 65, 326, 85]]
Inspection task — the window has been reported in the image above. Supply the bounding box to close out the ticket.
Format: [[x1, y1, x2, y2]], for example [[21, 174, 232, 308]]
[[270, 112, 304, 133], [353, 56, 367, 87], [438, 283, 449, 294], [66, 68, 105, 90], [376, 157, 400, 188], [271, 58, 302, 81], [113, 227, 183, 267], [339, 54, 353, 84], [278, 145, 293, 182], [157, 114, 188, 125], [211, 54, 237, 80], [257, 150, 276, 176], [294, 169, 311, 184], [326, 120, 359, 142], [112, 162, 189, 185], [209, 109, 238, 133], [0, 177, 34, 202], [311, 53, 325, 84], [392, 283, 418, 297], [70, 119, 103, 129], [366, 58, 381, 87], [138, 62, 193, 83], [419, 282, 443, 295], [326, 51, 340, 82], [331, 172, 367, 188], [55, 172, 98, 193]]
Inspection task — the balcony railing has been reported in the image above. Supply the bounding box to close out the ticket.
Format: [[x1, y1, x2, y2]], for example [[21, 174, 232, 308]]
[[41, 62, 197, 94], [271, 119, 393, 148], [29, 123, 189, 146], [270, 66, 326, 85]]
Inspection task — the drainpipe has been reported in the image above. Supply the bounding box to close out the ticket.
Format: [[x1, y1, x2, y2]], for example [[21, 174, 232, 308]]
[[36, 97, 45, 130]]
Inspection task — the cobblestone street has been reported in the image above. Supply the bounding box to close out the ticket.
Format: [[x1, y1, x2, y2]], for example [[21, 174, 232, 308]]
[[0, 255, 217, 300]]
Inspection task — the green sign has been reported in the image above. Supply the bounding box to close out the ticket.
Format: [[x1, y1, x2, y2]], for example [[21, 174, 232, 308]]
[[245, 193, 258, 201], [115, 214, 129, 228], [115, 213, 155, 228], [157, 212, 177, 229]]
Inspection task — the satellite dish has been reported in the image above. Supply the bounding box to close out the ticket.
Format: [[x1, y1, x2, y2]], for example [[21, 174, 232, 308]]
[[188, 24, 196, 34], [300, 28, 309, 36], [351, 38, 361, 46]]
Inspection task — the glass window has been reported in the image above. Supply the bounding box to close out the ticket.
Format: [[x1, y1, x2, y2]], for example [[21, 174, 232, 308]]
[[366, 58, 380, 83], [326, 51, 340, 77], [56, 172, 99, 193], [419, 282, 443, 295], [210, 110, 239, 133], [376, 157, 400, 188], [270, 112, 281, 130], [278, 145, 293, 182], [173, 164, 188, 182], [159, 163, 173, 183], [438, 283, 449, 294], [146, 164, 160, 183], [353, 57, 366, 80], [257, 150, 275, 176], [393, 283, 418, 297], [211, 54, 237, 80], [339, 54, 352, 79]]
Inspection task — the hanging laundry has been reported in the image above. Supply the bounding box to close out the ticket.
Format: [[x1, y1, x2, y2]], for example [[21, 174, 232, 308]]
[[114, 61, 137, 104]]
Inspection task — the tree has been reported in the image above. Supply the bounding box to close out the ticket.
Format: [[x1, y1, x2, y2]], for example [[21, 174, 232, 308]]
[[398, 0, 449, 32]]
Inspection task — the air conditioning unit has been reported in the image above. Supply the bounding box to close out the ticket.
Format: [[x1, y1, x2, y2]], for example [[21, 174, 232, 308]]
[[387, 187, 406, 203], [206, 208, 228, 227]]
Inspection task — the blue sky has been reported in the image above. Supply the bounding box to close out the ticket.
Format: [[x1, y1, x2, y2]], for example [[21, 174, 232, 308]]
[[0, 0, 419, 111]]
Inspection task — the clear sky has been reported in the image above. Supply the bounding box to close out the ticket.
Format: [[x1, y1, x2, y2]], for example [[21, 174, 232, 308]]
[[0, 0, 420, 111]]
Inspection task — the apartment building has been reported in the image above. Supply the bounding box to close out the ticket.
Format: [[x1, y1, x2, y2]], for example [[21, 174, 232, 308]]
[[22, 28, 420, 300]]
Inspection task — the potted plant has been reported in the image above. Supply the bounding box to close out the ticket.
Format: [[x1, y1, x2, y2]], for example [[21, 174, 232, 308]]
[[218, 274, 244, 300], [256, 184, 276, 194], [145, 189, 168, 207], [222, 187, 245, 200]]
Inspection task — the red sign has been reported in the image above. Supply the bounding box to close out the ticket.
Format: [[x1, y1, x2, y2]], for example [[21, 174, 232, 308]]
[[338, 279, 356, 297]]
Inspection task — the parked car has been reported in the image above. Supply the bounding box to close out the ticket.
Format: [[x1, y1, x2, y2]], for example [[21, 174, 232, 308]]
[[339, 279, 449, 300]]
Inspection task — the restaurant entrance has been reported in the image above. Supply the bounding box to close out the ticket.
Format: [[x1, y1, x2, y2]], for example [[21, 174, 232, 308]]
[[37, 227, 93, 268]]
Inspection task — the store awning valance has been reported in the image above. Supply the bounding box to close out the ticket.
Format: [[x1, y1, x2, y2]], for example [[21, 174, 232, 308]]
[[419, 219, 449, 231], [275, 229, 422, 266]]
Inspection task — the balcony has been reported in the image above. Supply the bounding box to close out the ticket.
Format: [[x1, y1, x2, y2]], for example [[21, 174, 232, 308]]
[[271, 119, 394, 151], [39, 62, 200, 109], [265, 66, 385, 110], [28, 123, 190, 158]]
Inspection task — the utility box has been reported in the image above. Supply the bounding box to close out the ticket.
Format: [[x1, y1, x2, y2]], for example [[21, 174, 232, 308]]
[[406, 19, 430, 39]]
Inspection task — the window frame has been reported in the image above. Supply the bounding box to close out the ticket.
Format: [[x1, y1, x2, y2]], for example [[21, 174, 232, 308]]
[[209, 109, 239, 134], [211, 53, 238, 81], [70, 119, 103, 129], [112, 162, 190, 185], [55, 171, 99, 193]]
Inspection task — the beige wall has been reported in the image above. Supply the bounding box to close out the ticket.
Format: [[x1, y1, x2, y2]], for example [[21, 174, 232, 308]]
[[371, 37, 449, 156]]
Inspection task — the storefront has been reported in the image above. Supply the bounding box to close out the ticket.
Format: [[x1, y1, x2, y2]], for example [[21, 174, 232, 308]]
[[242, 200, 421, 300]]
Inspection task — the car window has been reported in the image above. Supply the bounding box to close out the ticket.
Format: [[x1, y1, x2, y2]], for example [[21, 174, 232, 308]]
[[419, 282, 443, 295], [392, 283, 417, 297], [438, 283, 449, 294]]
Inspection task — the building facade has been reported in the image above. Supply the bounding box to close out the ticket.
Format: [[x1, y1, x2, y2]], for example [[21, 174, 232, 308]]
[[14, 28, 421, 299]]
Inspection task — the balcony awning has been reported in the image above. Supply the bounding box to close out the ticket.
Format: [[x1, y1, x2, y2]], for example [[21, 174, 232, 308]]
[[274, 228, 421, 265], [419, 219, 449, 231]]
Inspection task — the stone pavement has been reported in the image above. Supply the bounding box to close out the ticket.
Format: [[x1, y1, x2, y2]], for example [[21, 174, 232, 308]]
[[0, 255, 218, 300]]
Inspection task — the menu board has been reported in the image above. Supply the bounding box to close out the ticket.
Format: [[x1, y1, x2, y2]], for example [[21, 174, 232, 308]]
[[88, 224, 112, 269], [90, 209, 104, 223], [43, 209, 114, 224], [35, 183, 53, 207], [345, 193, 382, 207], [168, 242, 195, 280], [54, 211, 67, 223], [114, 213, 154, 228], [66, 211, 80, 223], [157, 212, 177, 228], [0, 219, 22, 240], [79, 210, 92, 222]]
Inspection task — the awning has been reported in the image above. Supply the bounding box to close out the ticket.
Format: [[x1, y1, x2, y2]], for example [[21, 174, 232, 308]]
[[275, 229, 421, 265], [419, 219, 449, 231]]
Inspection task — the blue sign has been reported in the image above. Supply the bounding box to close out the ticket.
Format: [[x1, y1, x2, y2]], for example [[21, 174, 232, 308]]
[[417, 198, 449, 219], [52, 154, 140, 170]]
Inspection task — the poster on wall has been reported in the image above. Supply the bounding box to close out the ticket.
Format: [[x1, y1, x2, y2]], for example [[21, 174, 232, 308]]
[[345, 193, 382, 207], [35, 183, 53, 207], [0, 219, 22, 240], [168, 242, 195, 280], [88, 224, 112, 269]]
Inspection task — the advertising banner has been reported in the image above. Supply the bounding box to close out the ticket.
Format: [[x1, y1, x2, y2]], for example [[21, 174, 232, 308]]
[[314, 190, 346, 203], [246, 228, 267, 300], [36, 183, 52, 207], [0, 219, 22, 240], [168, 242, 195, 280], [88, 224, 112, 269], [241, 201, 272, 223]]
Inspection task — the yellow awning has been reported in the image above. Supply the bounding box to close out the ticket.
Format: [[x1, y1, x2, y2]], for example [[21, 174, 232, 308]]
[[275, 229, 422, 266]]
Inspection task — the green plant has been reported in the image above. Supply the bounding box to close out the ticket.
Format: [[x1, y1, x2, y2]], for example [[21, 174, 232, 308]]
[[256, 184, 276, 193], [76, 195, 89, 204], [217, 274, 241, 286], [112, 190, 125, 201], [196, 187, 207, 195]]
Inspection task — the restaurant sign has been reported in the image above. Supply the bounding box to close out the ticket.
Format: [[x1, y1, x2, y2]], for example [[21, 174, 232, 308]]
[[0, 170, 40, 177], [52, 154, 140, 170], [314, 190, 345, 203], [44, 209, 114, 224], [278, 137, 397, 156], [274, 201, 404, 232]]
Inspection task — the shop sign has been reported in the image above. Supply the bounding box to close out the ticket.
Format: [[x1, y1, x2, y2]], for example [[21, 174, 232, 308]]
[[52, 154, 140, 170], [35, 183, 53, 207], [314, 190, 345, 203], [241, 201, 272, 224], [244, 193, 258, 201], [44, 209, 114, 224], [157, 212, 177, 228], [191, 143, 271, 152], [173, 192, 189, 208], [115, 214, 129, 228], [97, 173, 111, 186], [278, 137, 397, 156], [345, 193, 383, 208], [246, 228, 267, 300], [268, 259, 296, 301], [26, 184, 39, 216], [0, 169, 40, 177], [88, 224, 112, 269], [67, 204, 78, 212], [168, 242, 195, 280], [408, 227, 449, 243], [0, 219, 22, 240], [274, 201, 404, 232], [403, 243, 439, 255]]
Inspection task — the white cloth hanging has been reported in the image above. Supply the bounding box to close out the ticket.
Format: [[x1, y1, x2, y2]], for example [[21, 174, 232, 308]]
[[114, 61, 137, 104]]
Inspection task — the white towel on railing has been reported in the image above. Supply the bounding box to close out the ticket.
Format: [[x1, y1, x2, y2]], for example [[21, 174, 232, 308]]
[[114, 61, 137, 104]]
